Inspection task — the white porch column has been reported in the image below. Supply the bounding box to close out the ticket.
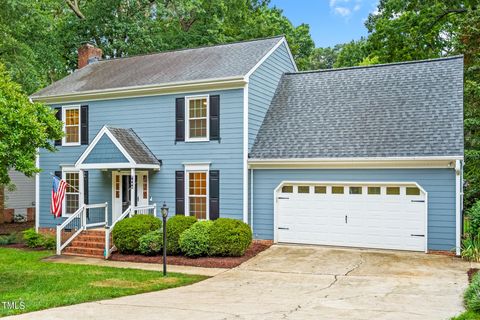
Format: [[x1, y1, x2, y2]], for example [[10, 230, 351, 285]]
[[130, 168, 136, 209], [79, 169, 84, 205]]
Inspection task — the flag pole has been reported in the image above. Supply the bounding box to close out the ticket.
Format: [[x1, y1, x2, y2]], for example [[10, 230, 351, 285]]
[[49, 172, 82, 194]]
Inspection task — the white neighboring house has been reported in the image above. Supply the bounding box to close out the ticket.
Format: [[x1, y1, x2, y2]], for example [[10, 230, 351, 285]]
[[4, 170, 36, 222]]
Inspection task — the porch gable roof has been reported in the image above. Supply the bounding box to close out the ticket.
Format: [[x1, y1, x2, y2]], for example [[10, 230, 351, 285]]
[[75, 126, 161, 170]]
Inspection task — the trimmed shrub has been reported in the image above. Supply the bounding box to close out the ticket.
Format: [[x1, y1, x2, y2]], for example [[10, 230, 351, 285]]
[[166, 215, 197, 255], [138, 230, 163, 256], [113, 214, 161, 253], [468, 201, 480, 236], [23, 228, 43, 248], [0, 232, 20, 245], [179, 221, 213, 257], [465, 273, 480, 315], [208, 218, 252, 257], [42, 234, 56, 250]]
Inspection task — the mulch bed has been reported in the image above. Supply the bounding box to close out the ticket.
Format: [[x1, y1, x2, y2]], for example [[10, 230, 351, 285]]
[[110, 240, 273, 269], [468, 268, 479, 283], [0, 221, 34, 235]]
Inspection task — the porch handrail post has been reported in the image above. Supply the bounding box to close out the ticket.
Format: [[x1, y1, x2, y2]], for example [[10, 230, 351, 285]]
[[56, 225, 61, 255], [82, 206, 87, 230], [130, 168, 135, 217], [104, 202, 108, 226]]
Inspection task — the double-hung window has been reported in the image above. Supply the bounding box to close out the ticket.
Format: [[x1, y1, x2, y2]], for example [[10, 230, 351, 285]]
[[63, 171, 80, 216], [63, 106, 81, 146], [188, 172, 208, 219], [186, 96, 209, 141]]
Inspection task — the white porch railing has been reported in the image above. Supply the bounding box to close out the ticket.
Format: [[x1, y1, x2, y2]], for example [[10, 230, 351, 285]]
[[56, 205, 84, 255], [105, 206, 131, 259], [131, 204, 157, 217], [56, 202, 108, 255]]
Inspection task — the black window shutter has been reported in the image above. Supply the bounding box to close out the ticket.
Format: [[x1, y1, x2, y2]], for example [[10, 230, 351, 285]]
[[210, 95, 220, 141], [209, 170, 220, 220], [54, 108, 62, 146], [54, 171, 62, 178], [80, 105, 89, 145], [175, 98, 185, 142], [83, 171, 89, 205], [175, 171, 185, 215]]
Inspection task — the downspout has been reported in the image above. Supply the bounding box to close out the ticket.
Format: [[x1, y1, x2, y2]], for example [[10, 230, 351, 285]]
[[455, 160, 463, 256], [250, 168, 254, 234]]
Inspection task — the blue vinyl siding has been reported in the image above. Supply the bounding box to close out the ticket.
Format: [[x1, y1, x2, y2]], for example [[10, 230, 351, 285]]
[[248, 42, 295, 150], [38, 88, 244, 228], [251, 168, 456, 251], [83, 135, 128, 163]]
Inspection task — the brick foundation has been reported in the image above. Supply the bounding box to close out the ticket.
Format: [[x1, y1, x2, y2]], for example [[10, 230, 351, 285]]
[[3, 209, 14, 223]]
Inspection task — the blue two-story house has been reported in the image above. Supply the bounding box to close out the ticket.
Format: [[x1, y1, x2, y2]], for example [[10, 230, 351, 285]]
[[31, 36, 464, 257]]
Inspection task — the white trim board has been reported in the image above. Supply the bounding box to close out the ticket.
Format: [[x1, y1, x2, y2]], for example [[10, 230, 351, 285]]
[[31, 77, 247, 104], [272, 180, 428, 253]]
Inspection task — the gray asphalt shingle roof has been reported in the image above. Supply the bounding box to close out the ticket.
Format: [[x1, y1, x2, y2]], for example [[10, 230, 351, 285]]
[[31, 37, 283, 98], [107, 127, 160, 165], [250, 56, 464, 159]]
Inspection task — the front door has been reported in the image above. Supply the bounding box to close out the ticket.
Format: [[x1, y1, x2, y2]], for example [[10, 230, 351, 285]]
[[112, 171, 149, 221]]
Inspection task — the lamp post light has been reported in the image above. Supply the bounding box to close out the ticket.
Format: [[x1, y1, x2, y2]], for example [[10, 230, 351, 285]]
[[161, 202, 169, 276]]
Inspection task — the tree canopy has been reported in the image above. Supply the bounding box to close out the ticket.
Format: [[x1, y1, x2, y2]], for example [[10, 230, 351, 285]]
[[0, 63, 63, 186]]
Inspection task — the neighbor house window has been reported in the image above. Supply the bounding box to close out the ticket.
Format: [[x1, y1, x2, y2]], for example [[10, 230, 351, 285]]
[[64, 171, 80, 215], [188, 172, 207, 219], [63, 106, 80, 145], [186, 96, 209, 141]]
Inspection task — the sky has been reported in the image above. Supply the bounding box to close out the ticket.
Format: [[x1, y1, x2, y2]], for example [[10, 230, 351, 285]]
[[269, 0, 379, 48]]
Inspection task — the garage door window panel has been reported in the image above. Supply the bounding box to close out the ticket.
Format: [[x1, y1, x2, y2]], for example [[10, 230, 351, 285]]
[[406, 187, 421, 196], [281, 185, 293, 193], [314, 186, 327, 194], [386, 187, 400, 195], [368, 186, 381, 195], [349, 186, 362, 195], [298, 186, 310, 194], [332, 186, 344, 194]]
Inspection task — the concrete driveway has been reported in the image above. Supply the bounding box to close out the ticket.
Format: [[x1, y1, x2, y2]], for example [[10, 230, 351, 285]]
[[7, 245, 471, 320]]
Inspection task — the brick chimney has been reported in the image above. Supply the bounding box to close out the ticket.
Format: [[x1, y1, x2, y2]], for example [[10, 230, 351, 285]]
[[78, 43, 103, 69]]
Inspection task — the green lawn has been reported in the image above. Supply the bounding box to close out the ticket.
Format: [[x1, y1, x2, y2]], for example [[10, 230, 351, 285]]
[[0, 248, 207, 317]]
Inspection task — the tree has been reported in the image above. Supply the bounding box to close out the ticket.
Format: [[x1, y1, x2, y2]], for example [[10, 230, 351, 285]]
[[334, 39, 369, 68], [307, 45, 343, 69], [363, 0, 480, 208], [0, 63, 63, 223]]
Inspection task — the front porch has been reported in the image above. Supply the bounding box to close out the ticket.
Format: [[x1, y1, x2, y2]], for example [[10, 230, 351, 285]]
[[56, 126, 161, 258]]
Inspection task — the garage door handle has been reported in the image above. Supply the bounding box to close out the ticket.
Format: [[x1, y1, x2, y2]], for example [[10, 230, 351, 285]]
[[278, 227, 290, 230], [278, 197, 290, 200], [411, 200, 425, 203], [411, 234, 425, 237]]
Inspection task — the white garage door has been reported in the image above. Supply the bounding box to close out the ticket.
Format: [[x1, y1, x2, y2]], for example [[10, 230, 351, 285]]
[[276, 183, 426, 251]]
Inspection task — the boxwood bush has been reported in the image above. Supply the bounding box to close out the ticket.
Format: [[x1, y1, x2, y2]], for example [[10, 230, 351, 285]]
[[112, 214, 161, 253], [138, 230, 163, 256], [166, 215, 197, 255], [208, 218, 252, 257], [179, 221, 213, 257]]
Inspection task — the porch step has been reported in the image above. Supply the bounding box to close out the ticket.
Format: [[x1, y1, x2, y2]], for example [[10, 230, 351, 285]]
[[70, 240, 105, 249], [61, 229, 110, 259], [63, 246, 104, 257]]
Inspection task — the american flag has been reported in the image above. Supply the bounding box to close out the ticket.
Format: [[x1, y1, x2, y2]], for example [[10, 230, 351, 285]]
[[51, 176, 67, 218]]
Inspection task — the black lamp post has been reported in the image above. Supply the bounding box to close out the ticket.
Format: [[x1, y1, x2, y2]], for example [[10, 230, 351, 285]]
[[161, 202, 169, 276]]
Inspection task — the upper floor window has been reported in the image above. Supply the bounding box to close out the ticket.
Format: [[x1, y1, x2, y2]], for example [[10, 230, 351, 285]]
[[63, 106, 80, 146], [186, 96, 209, 141]]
